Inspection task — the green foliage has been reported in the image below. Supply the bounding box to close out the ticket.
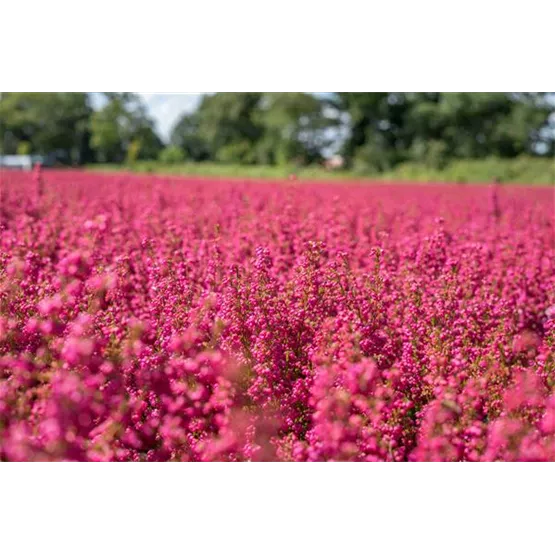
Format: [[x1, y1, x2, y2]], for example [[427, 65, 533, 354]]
[[134, 127, 163, 161], [158, 145, 185, 164], [126, 139, 142, 164], [216, 141, 258, 164], [1, 92, 553, 175], [336, 93, 554, 169], [255, 93, 333, 165], [379, 156, 555, 185], [16, 141, 31, 155], [0, 92, 93, 162], [90, 99, 125, 163], [90, 93, 162, 163], [89, 155, 554, 186], [170, 114, 210, 161], [0, 92, 162, 165], [197, 93, 263, 163], [170, 93, 334, 166]]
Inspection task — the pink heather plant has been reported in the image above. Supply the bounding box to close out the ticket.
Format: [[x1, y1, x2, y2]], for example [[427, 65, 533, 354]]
[[0, 168, 553, 461]]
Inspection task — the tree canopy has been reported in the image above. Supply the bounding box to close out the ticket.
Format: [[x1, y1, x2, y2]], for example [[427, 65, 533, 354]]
[[1, 92, 553, 169], [0, 93, 93, 164], [333, 92, 554, 171]]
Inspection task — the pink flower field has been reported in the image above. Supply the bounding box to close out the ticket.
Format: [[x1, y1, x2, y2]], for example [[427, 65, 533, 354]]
[[0, 168, 553, 461]]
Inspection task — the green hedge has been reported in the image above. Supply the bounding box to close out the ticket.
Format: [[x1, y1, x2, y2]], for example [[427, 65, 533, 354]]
[[88, 156, 555, 186], [378, 157, 555, 185]]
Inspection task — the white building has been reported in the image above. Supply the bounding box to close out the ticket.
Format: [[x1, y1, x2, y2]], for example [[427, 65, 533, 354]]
[[0, 155, 50, 170], [324, 154, 345, 170]]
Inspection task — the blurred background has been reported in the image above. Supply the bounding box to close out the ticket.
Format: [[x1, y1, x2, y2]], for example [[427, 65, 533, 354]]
[[0, 92, 554, 184]]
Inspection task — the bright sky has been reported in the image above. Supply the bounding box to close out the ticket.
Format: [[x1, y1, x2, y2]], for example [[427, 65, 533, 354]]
[[136, 93, 204, 140], [90, 93, 204, 142]]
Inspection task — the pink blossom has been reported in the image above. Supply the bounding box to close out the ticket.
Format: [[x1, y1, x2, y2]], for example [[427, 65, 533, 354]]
[[0, 169, 553, 461]]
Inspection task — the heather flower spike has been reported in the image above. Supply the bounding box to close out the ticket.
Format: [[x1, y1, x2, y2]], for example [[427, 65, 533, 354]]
[[0, 169, 553, 461]]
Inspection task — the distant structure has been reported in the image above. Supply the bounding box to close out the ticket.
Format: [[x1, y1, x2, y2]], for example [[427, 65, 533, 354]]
[[324, 154, 345, 170], [0, 154, 53, 171]]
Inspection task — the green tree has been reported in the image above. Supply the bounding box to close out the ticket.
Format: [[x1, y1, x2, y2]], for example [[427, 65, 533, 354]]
[[255, 93, 332, 166], [335, 92, 554, 171], [16, 141, 32, 155], [89, 97, 126, 162], [158, 145, 186, 164], [170, 113, 210, 161], [0, 92, 93, 163], [337, 92, 388, 162], [170, 93, 334, 166], [90, 93, 162, 163], [184, 93, 264, 163], [334, 93, 414, 168]]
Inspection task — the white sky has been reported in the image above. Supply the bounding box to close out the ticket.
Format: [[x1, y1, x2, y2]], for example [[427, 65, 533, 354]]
[[90, 93, 204, 141]]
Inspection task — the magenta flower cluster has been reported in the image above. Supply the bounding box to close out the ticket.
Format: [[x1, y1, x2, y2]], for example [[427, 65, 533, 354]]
[[0, 169, 553, 461]]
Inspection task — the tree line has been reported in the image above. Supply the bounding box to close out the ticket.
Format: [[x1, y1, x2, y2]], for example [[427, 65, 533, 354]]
[[1, 92, 553, 170]]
